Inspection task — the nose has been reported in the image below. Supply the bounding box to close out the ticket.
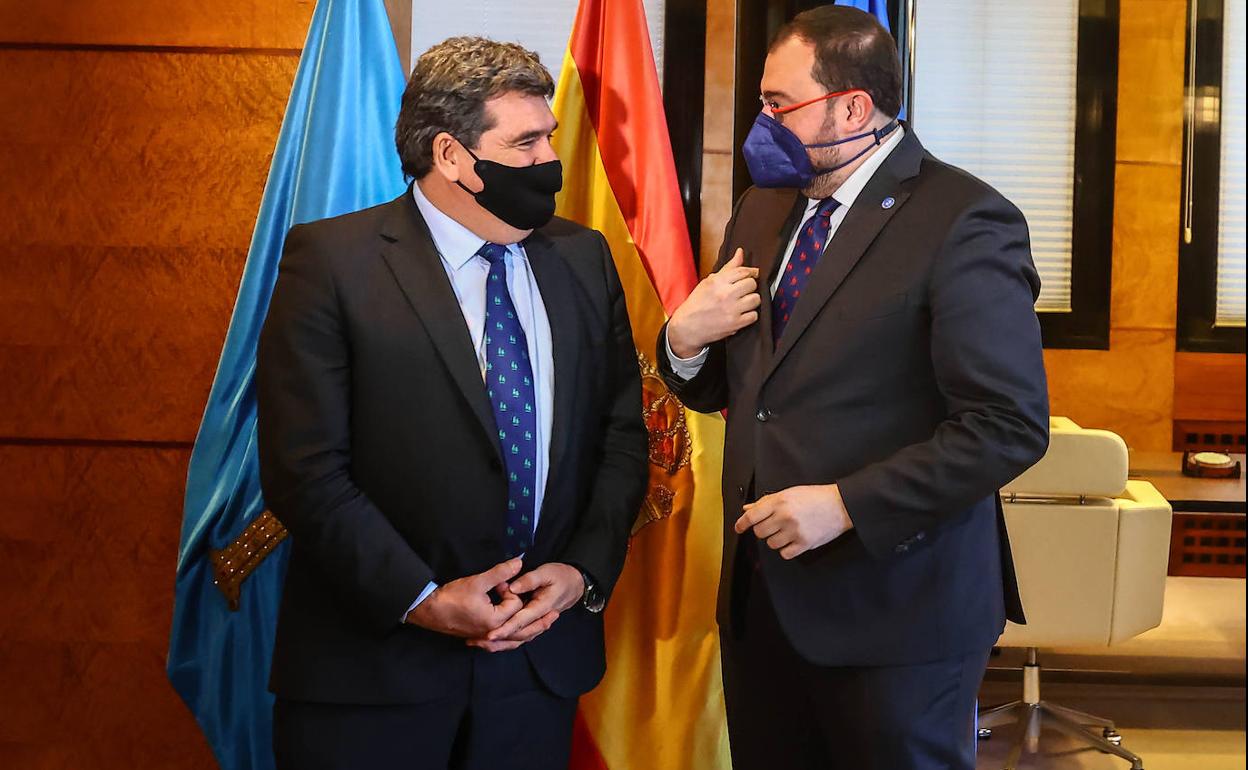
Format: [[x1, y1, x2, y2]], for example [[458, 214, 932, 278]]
[[534, 136, 559, 164]]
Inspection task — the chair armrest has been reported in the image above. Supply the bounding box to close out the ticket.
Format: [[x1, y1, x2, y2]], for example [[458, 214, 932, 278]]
[[1109, 480, 1173, 644]]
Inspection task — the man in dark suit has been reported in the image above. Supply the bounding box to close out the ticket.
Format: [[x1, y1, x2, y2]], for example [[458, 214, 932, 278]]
[[257, 37, 647, 769], [658, 7, 1049, 769]]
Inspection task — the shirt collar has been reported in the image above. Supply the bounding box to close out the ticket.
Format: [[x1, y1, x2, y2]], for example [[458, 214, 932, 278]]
[[410, 180, 521, 270], [807, 124, 906, 214]]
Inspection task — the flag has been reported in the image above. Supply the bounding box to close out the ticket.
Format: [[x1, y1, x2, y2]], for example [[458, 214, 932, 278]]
[[551, 0, 732, 767], [166, 1, 407, 767], [838, 0, 891, 31]]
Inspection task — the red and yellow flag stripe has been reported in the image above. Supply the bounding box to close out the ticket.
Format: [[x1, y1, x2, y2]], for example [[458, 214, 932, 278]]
[[551, 1, 730, 768]]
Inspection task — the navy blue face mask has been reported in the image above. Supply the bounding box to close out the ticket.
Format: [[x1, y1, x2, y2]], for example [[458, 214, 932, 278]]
[[742, 90, 899, 189]]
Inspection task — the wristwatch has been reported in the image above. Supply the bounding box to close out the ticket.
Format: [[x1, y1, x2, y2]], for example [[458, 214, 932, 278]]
[[573, 565, 606, 613]]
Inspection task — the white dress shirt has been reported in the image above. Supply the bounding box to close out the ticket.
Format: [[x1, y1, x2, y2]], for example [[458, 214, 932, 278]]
[[667, 126, 906, 378], [406, 180, 555, 613]]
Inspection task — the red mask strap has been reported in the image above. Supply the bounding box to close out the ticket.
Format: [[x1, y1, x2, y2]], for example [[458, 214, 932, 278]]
[[771, 88, 864, 116]]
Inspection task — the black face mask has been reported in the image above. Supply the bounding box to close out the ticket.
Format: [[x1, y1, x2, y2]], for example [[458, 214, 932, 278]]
[[455, 142, 563, 231]]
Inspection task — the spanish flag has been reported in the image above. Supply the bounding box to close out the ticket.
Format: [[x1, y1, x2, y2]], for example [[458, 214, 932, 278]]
[[550, 0, 731, 767]]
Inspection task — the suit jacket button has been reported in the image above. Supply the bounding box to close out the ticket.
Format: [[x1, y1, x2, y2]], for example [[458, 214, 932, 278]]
[[915, 531, 927, 542], [895, 543, 909, 554], [755, 408, 770, 423], [736, 485, 746, 499]]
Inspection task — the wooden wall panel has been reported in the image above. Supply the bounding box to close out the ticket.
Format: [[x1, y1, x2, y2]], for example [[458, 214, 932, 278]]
[[0, 2, 314, 766], [699, 151, 733, 275], [1045, 329, 1178, 451], [0, 244, 251, 442], [0, 50, 297, 249], [0, 0, 314, 50], [0, 445, 215, 769], [0, 49, 298, 441], [1115, 0, 1186, 166], [698, 0, 736, 275], [1111, 163, 1181, 331], [1174, 352, 1248, 422]]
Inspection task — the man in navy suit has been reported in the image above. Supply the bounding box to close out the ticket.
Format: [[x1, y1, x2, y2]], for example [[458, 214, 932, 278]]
[[659, 8, 1049, 768]]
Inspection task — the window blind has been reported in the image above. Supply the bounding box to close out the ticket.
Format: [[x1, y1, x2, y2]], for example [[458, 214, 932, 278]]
[[912, 0, 1079, 312], [1215, 0, 1246, 326]]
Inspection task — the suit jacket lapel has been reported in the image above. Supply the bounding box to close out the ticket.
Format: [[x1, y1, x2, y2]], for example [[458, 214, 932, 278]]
[[766, 128, 925, 380], [521, 229, 578, 505], [379, 190, 503, 461], [751, 192, 808, 357]]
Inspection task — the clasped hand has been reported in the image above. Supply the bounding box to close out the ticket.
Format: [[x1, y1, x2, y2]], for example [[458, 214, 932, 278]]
[[405, 558, 584, 653]]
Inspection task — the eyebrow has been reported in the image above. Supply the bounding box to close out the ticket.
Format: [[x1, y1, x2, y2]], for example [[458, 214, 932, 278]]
[[762, 89, 795, 102], [506, 122, 559, 145]]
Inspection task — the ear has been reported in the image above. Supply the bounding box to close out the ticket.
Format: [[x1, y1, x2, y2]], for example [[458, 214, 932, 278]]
[[844, 91, 876, 131], [430, 131, 465, 183]]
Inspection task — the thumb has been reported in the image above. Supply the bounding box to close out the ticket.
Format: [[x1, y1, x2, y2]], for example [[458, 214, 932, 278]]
[[476, 557, 524, 590], [720, 247, 746, 272]]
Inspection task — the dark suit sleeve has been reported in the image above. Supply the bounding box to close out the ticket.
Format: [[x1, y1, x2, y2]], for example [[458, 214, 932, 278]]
[[654, 189, 752, 412], [837, 195, 1051, 559], [257, 224, 435, 632], [558, 232, 648, 602]]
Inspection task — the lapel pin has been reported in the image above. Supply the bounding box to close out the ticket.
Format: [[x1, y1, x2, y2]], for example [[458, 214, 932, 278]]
[[881, 196, 896, 209]]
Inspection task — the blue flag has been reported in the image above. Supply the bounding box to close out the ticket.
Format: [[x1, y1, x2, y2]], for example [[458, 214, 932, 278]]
[[837, 0, 907, 120], [166, 1, 407, 767], [837, 0, 891, 29]]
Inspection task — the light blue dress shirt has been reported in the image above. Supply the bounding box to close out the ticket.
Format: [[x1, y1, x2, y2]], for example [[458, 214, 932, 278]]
[[405, 181, 555, 616]]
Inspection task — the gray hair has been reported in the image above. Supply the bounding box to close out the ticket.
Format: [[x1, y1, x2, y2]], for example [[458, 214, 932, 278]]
[[395, 36, 555, 179]]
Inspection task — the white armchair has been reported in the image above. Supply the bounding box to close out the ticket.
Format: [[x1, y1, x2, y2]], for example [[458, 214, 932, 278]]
[[979, 417, 1173, 770]]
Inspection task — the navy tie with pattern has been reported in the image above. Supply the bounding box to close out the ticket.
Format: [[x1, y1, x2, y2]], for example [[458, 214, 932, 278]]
[[772, 197, 840, 344], [477, 242, 538, 558]]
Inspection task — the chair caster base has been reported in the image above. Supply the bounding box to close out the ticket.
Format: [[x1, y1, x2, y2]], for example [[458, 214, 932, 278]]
[[976, 700, 1144, 769]]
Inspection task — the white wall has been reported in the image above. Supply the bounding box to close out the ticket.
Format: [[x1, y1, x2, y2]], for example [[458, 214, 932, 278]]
[[408, 0, 665, 84]]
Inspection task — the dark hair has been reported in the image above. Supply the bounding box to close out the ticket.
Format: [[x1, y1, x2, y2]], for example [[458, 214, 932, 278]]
[[395, 37, 555, 179], [770, 5, 902, 119]]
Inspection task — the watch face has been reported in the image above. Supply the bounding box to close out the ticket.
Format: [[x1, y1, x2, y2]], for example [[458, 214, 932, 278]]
[[575, 567, 605, 612], [582, 585, 604, 613]]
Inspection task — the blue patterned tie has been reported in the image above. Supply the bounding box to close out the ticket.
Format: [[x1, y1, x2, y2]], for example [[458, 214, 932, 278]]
[[772, 197, 840, 344], [478, 242, 538, 558]]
